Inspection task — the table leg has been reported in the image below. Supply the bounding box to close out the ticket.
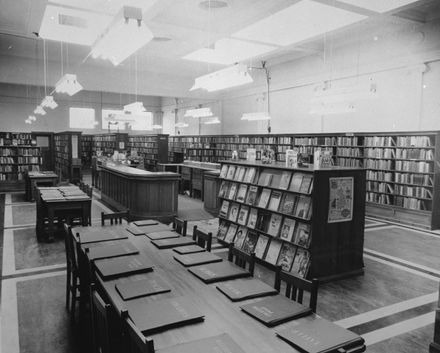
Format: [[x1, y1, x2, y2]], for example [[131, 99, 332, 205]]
[[46, 207, 55, 242]]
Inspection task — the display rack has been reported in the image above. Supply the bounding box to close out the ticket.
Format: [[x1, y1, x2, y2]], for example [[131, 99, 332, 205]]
[[128, 134, 168, 171], [0, 132, 41, 191], [54, 131, 82, 183], [216, 160, 366, 282]]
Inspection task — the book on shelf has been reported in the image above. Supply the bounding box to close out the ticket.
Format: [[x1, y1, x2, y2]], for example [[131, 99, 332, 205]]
[[226, 165, 236, 179], [243, 167, 257, 183], [220, 165, 228, 178], [268, 190, 282, 211], [264, 239, 283, 265], [224, 224, 238, 244], [290, 249, 310, 278], [216, 220, 229, 241], [299, 174, 313, 194], [218, 181, 229, 198], [237, 205, 250, 225], [267, 214, 282, 237], [216, 278, 278, 302], [241, 231, 259, 254], [293, 223, 311, 248], [279, 171, 292, 190], [258, 188, 272, 208], [279, 218, 296, 242], [246, 185, 259, 205], [236, 166, 246, 182], [254, 234, 270, 259], [228, 203, 240, 222], [228, 183, 238, 200], [115, 274, 171, 300], [247, 208, 258, 229], [234, 226, 248, 249], [276, 316, 365, 353], [235, 184, 248, 203], [294, 196, 311, 220], [285, 149, 298, 168], [258, 171, 273, 187], [219, 200, 230, 218], [289, 173, 304, 192], [246, 148, 257, 161], [256, 212, 271, 233], [276, 243, 297, 272], [279, 193, 297, 215]]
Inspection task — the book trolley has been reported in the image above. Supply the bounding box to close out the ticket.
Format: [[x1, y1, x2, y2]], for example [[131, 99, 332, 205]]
[[217, 160, 366, 282]]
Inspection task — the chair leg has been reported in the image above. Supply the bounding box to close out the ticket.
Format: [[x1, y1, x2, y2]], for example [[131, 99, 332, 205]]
[[70, 276, 78, 324], [66, 268, 71, 310]]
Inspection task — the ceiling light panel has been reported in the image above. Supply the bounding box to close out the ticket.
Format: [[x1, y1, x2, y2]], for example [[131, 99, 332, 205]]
[[49, 0, 158, 15], [183, 38, 277, 65], [39, 5, 112, 46], [336, 0, 420, 13], [232, 0, 367, 46]]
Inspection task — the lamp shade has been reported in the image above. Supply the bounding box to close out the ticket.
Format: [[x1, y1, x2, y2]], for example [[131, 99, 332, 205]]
[[55, 74, 83, 96], [190, 64, 253, 92]]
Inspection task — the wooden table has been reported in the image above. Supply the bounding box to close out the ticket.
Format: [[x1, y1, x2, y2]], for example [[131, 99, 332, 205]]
[[25, 171, 58, 201], [75, 224, 331, 353], [36, 186, 91, 242]]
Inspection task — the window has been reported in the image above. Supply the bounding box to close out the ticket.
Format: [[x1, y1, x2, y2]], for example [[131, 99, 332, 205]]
[[102, 109, 153, 131], [69, 107, 96, 129]]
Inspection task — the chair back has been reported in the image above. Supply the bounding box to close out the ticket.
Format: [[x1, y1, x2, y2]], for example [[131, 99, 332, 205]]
[[274, 266, 319, 313], [172, 217, 187, 236], [121, 310, 155, 353], [227, 243, 255, 276], [192, 225, 212, 251], [101, 210, 130, 226], [63, 223, 77, 271], [91, 284, 112, 353]]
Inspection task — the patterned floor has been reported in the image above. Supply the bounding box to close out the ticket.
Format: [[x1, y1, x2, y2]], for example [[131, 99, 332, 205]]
[[1, 190, 439, 353]]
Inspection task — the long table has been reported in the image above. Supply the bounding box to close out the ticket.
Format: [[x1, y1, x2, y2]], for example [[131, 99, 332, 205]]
[[74, 222, 364, 352]]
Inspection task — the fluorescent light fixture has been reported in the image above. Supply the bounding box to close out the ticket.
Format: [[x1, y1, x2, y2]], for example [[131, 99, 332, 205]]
[[34, 106, 46, 115], [55, 74, 83, 96], [29, 115, 37, 121], [41, 96, 58, 109], [91, 6, 154, 66], [184, 107, 213, 118], [336, 0, 419, 13], [233, 0, 366, 46], [311, 82, 378, 104], [183, 38, 277, 65], [152, 124, 163, 129], [39, 5, 112, 46], [190, 64, 253, 92], [175, 122, 189, 128], [25, 119, 32, 124], [50, 0, 158, 15], [124, 101, 146, 114], [203, 117, 221, 124], [241, 112, 271, 121]]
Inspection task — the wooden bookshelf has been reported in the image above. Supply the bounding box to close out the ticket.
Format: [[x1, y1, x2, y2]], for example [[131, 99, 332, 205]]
[[128, 134, 168, 171], [0, 132, 42, 191], [216, 160, 366, 282], [54, 131, 82, 183], [92, 133, 129, 156], [81, 134, 93, 168]]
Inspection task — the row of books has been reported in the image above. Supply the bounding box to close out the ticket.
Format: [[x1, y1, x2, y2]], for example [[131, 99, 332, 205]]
[[395, 160, 431, 173], [129, 142, 157, 148], [396, 135, 432, 147], [217, 220, 311, 276], [364, 136, 395, 147], [395, 196, 427, 210], [18, 165, 40, 172], [17, 156, 41, 164], [367, 181, 394, 194], [337, 136, 359, 146], [336, 147, 362, 157], [0, 157, 14, 164], [336, 158, 362, 167], [294, 137, 318, 145], [220, 165, 257, 183], [395, 148, 434, 160], [394, 185, 433, 199], [0, 165, 13, 172], [257, 170, 313, 194], [366, 192, 391, 205], [366, 170, 393, 182], [220, 199, 312, 240], [394, 173, 432, 186], [364, 159, 393, 170], [364, 148, 395, 159], [219, 186, 312, 220]]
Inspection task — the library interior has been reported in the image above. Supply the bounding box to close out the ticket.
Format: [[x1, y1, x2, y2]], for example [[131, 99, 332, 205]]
[[1, 1, 440, 353]]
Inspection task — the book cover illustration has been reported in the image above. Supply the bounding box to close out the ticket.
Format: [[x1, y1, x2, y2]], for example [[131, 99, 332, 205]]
[[268, 190, 282, 211], [290, 249, 310, 278], [277, 243, 297, 272], [241, 231, 259, 254], [279, 193, 297, 215], [217, 220, 229, 240], [227, 183, 238, 200], [246, 185, 259, 205], [224, 224, 238, 244], [244, 167, 257, 183], [279, 171, 292, 189], [289, 173, 305, 192], [234, 226, 248, 249], [294, 196, 311, 220], [226, 165, 236, 180], [247, 208, 258, 229], [267, 214, 282, 237], [279, 218, 296, 242], [236, 166, 246, 182], [219, 200, 230, 218], [228, 203, 240, 222], [264, 239, 282, 265], [294, 223, 311, 248], [235, 184, 248, 203], [299, 174, 313, 194], [254, 234, 270, 259], [237, 205, 249, 225], [219, 164, 229, 178], [218, 180, 229, 198], [258, 188, 271, 208], [258, 171, 273, 187], [256, 213, 271, 233]]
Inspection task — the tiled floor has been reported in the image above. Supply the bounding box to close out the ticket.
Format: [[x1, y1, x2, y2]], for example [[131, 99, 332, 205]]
[[1, 189, 439, 353]]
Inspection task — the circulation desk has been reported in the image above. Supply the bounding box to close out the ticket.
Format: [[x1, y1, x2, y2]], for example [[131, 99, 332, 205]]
[[99, 164, 179, 220]]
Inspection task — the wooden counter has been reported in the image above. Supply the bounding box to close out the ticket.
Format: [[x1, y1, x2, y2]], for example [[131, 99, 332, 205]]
[[100, 164, 180, 220]]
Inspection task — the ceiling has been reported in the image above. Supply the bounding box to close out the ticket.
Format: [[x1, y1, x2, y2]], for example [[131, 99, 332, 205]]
[[0, 0, 439, 99]]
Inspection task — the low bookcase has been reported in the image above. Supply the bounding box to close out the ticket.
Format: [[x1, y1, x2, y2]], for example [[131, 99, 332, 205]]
[[216, 160, 366, 282]]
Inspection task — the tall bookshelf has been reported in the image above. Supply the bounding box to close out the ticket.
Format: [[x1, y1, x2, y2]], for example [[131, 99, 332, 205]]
[[128, 134, 168, 171], [0, 132, 42, 191], [92, 133, 129, 156], [54, 131, 82, 183], [216, 160, 366, 282], [81, 134, 93, 168]]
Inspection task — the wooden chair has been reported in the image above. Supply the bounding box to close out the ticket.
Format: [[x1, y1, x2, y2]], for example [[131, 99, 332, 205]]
[[91, 283, 112, 353], [171, 216, 187, 236], [228, 243, 255, 276], [121, 310, 155, 353], [63, 223, 80, 320], [274, 266, 319, 313], [192, 225, 212, 251], [101, 210, 130, 226]]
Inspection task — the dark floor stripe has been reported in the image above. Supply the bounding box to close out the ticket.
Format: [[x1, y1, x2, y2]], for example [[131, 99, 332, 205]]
[[364, 249, 440, 279], [1, 265, 67, 280]]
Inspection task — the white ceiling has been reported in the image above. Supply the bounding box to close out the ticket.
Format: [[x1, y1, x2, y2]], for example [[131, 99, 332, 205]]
[[0, 0, 439, 99]]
